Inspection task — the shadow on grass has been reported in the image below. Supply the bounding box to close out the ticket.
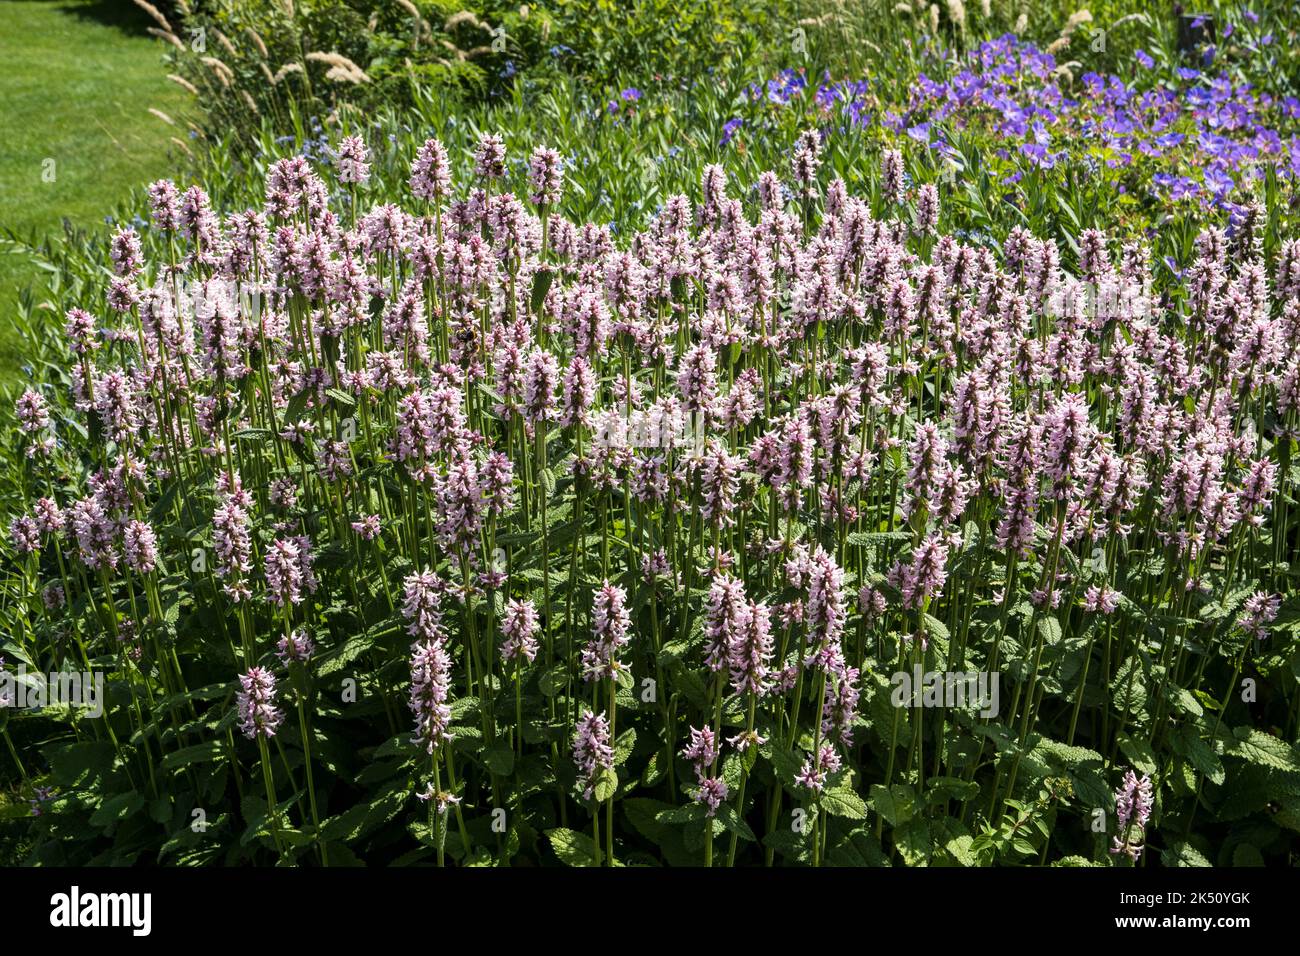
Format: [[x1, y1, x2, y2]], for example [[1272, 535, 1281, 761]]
[[18, 0, 171, 37]]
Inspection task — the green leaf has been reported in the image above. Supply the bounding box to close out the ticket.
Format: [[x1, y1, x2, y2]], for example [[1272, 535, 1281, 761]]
[[1166, 684, 1204, 718], [1225, 727, 1300, 773], [546, 827, 597, 866], [1232, 843, 1265, 867], [925, 776, 980, 805], [893, 818, 932, 866], [283, 389, 310, 426], [822, 787, 869, 820], [483, 742, 515, 776], [921, 613, 950, 648], [763, 825, 812, 864], [827, 826, 891, 867], [1172, 727, 1224, 785], [316, 624, 386, 677], [869, 783, 916, 826], [1162, 841, 1212, 867], [623, 797, 673, 843], [716, 803, 756, 841], [656, 803, 707, 825], [614, 728, 636, 766], [530, 268, 554, 315], [760, 740, 803, 787], [326, 387, 356, 409], [149, 798, 172, 825], [161, 740, 227, 770], [1117, 735, 1158, 777], [845, 530, 911, 547], [1110, 657, 1147, 715], [1037, 615, 1062, 646], [592, 767, 618, 803], [150, 479, 183, 523], [90, 792, 146, 827], [538, 663, 569, 696], [672, 666, 711, 710], [319, 782, 408, 844]]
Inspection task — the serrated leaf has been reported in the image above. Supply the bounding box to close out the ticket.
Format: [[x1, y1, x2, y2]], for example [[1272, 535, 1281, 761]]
[[869, 783, 916, 826], [1225, 727, 1300, 772], [1117, 735, 1158, 776], [716, 803, 756, 841], [546, 827, 597, 867], [1173, 727, 1224, 785], [592, 767, 618, 803], [822, 787, 868, 820], [1162, 841, 1212, 867], [326, 387, 356, 409], [893, 818, 931, 866]]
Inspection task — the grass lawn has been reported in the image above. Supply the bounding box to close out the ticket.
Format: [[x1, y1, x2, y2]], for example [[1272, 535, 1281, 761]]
[[0, 0, 192, 379]]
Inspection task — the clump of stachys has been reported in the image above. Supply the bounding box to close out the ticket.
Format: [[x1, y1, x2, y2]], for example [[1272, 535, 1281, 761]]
[[4, 126, 1297, 869]]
